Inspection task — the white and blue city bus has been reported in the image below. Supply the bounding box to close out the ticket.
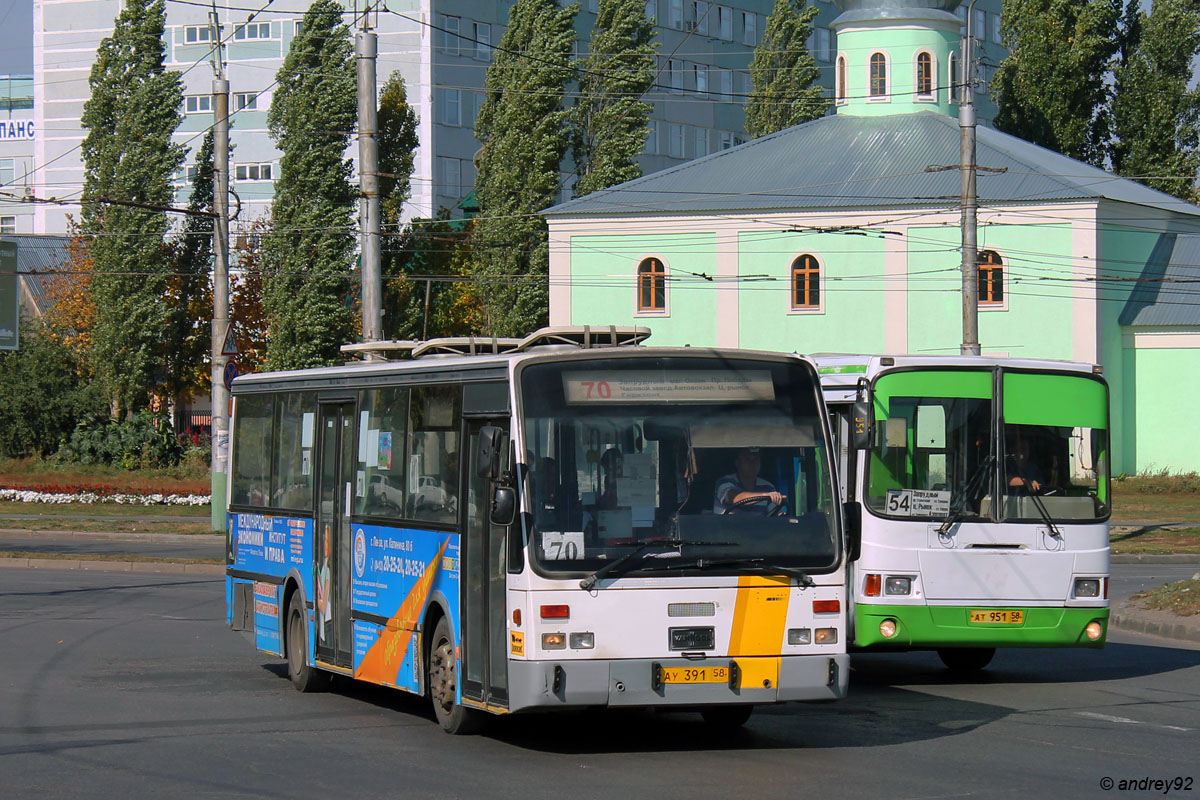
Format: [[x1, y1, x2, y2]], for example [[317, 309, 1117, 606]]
[[225, 327, 854, 732], [815, 354, 1110, 670]]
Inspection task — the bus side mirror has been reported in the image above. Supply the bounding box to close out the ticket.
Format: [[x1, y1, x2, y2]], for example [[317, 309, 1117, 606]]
[[477, 425, 503, 480], [491, 486, 516, 526], [851, 401, 872, 450], [843, 501, 862, 562]]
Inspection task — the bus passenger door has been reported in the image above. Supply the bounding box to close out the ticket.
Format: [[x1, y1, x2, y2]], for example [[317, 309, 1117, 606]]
[[462, 418, 510, 708], [315, 401, 354, 669]]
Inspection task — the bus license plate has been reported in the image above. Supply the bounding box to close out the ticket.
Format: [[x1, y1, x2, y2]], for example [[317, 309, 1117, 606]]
[[969, 609, 1024, 624], [660, 665, 730, 684]]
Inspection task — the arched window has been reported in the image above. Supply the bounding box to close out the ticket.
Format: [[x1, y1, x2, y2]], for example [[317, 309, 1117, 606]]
[[978, 250, 1003, 305], [869, 52, 888, 98], [791, 254, 821, 310], [836, 55, 847, 103], [916, 51, 933, 98], [948, 53, 959, 104], [637, 257, 667, 312]]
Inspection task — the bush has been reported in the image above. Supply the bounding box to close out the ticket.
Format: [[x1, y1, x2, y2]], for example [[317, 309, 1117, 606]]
[[0, 331, 107, 457], [59, 410, 186, 470]]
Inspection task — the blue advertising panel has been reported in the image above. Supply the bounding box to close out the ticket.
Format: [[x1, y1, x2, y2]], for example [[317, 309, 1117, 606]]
[[351, 524, 460, 691]]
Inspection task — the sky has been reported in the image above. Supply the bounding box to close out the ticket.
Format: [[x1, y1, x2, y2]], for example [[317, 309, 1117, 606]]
[[0, 0, 32, 77]]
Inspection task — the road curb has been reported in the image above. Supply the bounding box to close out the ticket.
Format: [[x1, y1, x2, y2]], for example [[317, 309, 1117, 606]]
[[0, 556, 223, 576], [1110, 599, 1200, 644], [1110, 554, 1200, 564]]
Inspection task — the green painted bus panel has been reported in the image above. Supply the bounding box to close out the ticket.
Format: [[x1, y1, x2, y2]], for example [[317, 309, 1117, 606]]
[[874, 370, 992, 406], [1003, 373, 1108, 429], [854, 604, 1109, 647]]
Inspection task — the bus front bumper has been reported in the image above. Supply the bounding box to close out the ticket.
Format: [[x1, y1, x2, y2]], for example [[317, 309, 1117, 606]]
[[507, 654, 848, 713], [853, 604, 1110, 648]]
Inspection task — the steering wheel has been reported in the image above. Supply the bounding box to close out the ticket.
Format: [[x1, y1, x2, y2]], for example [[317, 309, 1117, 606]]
[[721, 495, 787, 516]]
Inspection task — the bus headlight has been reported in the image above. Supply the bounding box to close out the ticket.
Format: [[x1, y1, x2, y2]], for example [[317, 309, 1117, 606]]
[[885, 576, 912, 596], [788, 628, 812, 645], [814, 628, 838, 644], [879, 618, 898, 639], [1085, 620, 1104, 641], [542, 633, 566, 649], [1074, 578, 1101, 598], [569, 632, 594, 649]]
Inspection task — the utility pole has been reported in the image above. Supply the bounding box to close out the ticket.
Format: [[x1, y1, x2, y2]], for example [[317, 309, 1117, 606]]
[[959, 0, 981, 356], [209, 7, 231, 532], [357, 3, 383, 354]]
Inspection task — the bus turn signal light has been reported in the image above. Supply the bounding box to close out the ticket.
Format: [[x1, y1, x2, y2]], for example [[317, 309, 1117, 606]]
[[865, 574, 881, 596], [813, 599, 840, 614], [540, 604, 570, 619], [513, 609, 521, 626]]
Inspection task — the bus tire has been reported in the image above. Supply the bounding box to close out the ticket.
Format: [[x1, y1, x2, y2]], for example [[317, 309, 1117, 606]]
[[428, 616, 483, 734], [937, 647, 996, 671], [286, 593, 328, 693], [700, 704, 753, 728]]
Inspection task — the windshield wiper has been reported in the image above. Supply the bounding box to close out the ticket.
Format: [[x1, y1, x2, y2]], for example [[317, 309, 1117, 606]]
[[1020, 483, 1062, 538], [641, 556, 815, 587], [578, 540, 735, 590], [938, 454, 996, 536]]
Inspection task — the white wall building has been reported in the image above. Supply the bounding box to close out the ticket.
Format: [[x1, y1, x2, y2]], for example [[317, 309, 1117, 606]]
[[28, 0, 1002, 235]]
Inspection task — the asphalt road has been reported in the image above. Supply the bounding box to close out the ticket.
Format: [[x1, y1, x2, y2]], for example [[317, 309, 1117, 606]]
[[0, 531, 224, 561], [1, 568, 1196, 800]]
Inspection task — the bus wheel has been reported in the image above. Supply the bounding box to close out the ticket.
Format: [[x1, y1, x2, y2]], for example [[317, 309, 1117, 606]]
[[286, 593, 327, 692], [937, 647, 996, 671], [700, 704, 753, 728], [428, 616, 483, 735]]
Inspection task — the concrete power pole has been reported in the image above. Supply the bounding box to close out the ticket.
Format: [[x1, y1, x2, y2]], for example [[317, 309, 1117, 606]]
[[357, 6, 383, 354], [959, 0, 981, 356], [209, 8, 231, 532]]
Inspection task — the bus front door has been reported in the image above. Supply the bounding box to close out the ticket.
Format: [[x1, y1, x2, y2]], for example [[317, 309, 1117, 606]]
[[314, 401, 354, 670], [462, 418, 510, 709]]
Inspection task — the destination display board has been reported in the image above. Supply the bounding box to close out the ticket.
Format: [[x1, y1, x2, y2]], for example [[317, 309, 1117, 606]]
[[563, 369, 774, 404]]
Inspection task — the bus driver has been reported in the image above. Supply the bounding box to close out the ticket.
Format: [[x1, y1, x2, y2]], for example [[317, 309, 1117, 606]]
[[713, 447, 785, 514]]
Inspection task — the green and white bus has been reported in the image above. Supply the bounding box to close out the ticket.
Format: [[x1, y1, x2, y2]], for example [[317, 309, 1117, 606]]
[[225, 328, 853, 732], [814, 355, 1110, 670]]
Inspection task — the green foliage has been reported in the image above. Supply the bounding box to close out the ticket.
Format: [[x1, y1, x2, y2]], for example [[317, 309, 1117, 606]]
[[573, 0, 658, 197], [378, 71, 420, 224], [0, 329, 107, 458], [79, 0, 186, 411], [471, 0, 579, 337], [59, 411, 185, 470], [383, 211, 480, 340], [1110, 0, 1200, 202], [263, 0, 357, 370], [165, 130, 216, 412], [745, 0, 827, 139], [993, 0, 1120, 166]]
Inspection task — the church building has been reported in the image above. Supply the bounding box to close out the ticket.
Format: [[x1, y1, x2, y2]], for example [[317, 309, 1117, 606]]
[[543, 0, 1200, 474]]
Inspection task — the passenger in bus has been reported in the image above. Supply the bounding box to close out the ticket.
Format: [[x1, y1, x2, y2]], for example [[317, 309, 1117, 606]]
[[1006, 434, 1047, 494], [713, 447, 785, 514]]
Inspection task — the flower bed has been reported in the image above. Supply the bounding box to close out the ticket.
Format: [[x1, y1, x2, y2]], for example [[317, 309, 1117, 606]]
[[0, 484, 210, 506]]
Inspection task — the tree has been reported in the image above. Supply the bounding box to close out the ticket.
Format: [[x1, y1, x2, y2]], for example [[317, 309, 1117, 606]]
[[378, 71, 420, 228], [79, 0, 186, 414], [165, 131, 216, 426], [383, 212, 482, 340], [41, 229, 96, 372], [230, 219, 271, 373], [471, 0, 579, 336], [262, 0, 357, 370], [745, 0, 827, 138], [1110, 0, 1200, 202], [992, 0, 1120, 166], [573, 0, 657, 197], [0, 324, 106, 458]]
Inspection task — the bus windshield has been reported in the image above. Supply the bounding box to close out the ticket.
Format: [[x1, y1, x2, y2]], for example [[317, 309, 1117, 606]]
[[519, 356, 840, 578], [1000, 372, 1109, 522], [864, 369, 1110, 523], [864, 370, 992, 522]]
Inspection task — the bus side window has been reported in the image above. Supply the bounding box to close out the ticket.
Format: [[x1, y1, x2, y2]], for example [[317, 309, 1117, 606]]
[[357, 386, 410, 517], [272, 392, 316, 510], [233, 394, 274, 506], [408, 385, 462, 524]]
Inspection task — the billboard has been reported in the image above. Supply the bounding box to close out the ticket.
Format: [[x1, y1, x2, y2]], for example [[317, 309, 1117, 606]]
[[0, 240, 16, 350]]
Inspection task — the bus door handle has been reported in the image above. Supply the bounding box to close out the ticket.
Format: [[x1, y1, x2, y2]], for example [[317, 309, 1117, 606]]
[[344, 482, 351, 517]]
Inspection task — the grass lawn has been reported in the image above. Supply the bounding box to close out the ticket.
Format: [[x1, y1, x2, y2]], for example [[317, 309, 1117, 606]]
[[1133, 579, 1200, 616], [0, 502, 215, 535], [1110, 526, 1200, 555]]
